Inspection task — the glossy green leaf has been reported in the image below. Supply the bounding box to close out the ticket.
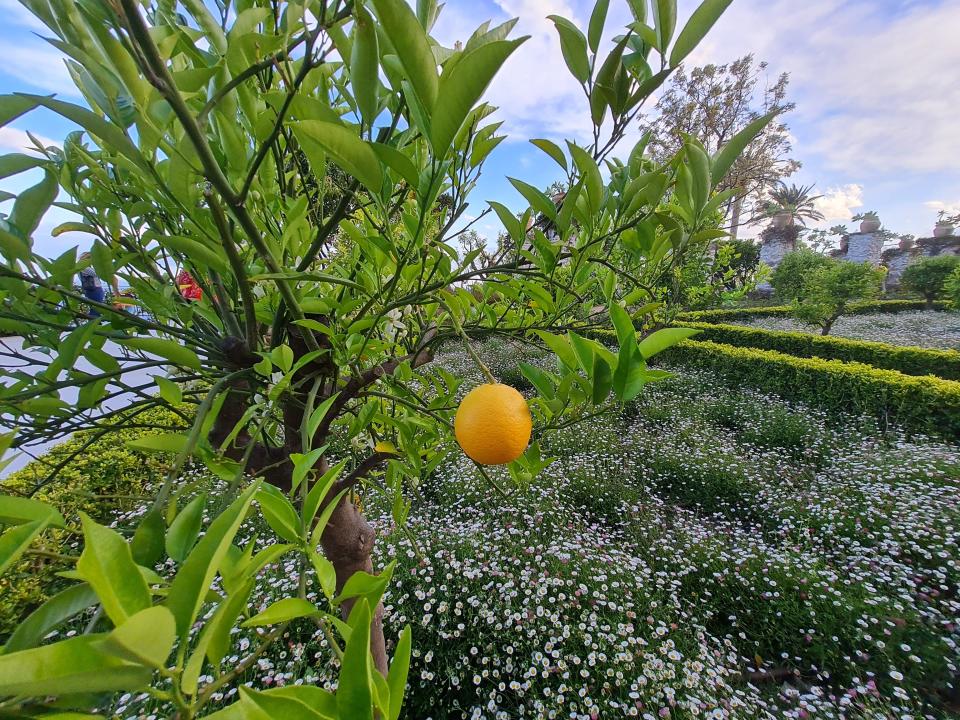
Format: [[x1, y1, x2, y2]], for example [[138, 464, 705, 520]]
[[567, 143, 602, 212], [242, 597, 319, 627], [535, 330, 578, 370], [530, 139, 566, 171], [181, 580, 253, 694], [292, 121, 383, 193], [431, 39, 524, 154], [386, 625, 412, 720], [160, 235, 230, 274], [309, 550, 337, 600], [0, 520, 46, 575], [637, 327, 701, 359], [0, 634, 152, 696], [612, 343, 646, 402], [711, 110, 777, 186], [652, 0, 677, 51], [588, 0, 610, 53], [351, 5, 380, 127], [669, 0, 733, 67], [10, 169, 57, 238], [101, 605, 176, 669], [567, 331, 595, 373], [333, 561, 395, 609], [127, 432, 190, 455], [509, 177, 556, 220], [0, 94, 39, 127], [155, 376, 183, 406], [0, 494, 65, 528], [4, 583, 99, 653], [76, 513, 151, 626], [371, 142, 419, 187], [256, 484, 302, 543], [371, 0, 438, 110], [0, 153, 44, 180], [165, 494, 207, 563], [117, 337, 201, 370], [592, 354, 613, 405], [548, 16, 590, 84], [337, 599, 374, 720], [609, 303, 636, 350], [165, 482, 259, 637], [128, 508, 165, 567], [302, 458, 347, 527]]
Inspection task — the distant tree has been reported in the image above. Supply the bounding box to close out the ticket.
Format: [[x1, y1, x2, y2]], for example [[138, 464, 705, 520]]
[[901, 255, 960, 308], [644, 55, 800, 238], [794, 261, 885, 335], [771, 248, 832, 301], [944, 266, 960, 310]]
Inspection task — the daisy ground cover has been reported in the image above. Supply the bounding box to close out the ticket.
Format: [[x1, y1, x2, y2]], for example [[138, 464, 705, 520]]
[[736, 311, 960, 350], [37, 341, 960, 719]]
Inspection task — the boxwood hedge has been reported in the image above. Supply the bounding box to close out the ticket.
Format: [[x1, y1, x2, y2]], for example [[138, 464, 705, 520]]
[[678, 299, 947, 324], [675, 321, 960, 381]]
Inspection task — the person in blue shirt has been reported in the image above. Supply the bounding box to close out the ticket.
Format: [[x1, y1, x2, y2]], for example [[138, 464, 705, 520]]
[[78, 253, 105, 317]]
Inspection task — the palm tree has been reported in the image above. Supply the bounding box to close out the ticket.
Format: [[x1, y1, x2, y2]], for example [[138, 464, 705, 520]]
[[755, 182, 826, 226]]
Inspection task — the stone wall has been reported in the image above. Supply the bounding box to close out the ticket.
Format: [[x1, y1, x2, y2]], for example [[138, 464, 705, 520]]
[[882, 246, 920, 290], [844, 232, 884, 265], [755, 226, 797, 296]]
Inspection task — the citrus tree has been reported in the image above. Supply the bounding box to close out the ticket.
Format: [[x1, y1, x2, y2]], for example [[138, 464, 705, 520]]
[[901, 255, 960, 309], [0, 0, 772, 715], [793, 260, 884, 335]]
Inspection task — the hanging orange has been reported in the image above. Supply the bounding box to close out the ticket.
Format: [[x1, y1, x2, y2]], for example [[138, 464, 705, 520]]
[[454, 384, 532, 465]]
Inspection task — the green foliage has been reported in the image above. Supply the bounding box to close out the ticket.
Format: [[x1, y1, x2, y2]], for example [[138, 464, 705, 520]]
[[900, 255, 960, 306], [770, 247, 832, 301], [661, 339, 960, 439], [678, 298, 946, 323], [945, 265, 960, 310], [677, 321, 960, 380], [791, 260, 885, 335]]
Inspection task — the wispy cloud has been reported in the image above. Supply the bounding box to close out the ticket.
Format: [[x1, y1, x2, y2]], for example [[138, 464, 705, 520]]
[[0, 126, 58, 154], [815, 184, 864, 222]]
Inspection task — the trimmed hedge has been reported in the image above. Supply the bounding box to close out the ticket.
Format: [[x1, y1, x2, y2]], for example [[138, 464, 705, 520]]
[[675, 321, 960, 381], [660, 340, 960, 440], [679, 299, 947, 324]]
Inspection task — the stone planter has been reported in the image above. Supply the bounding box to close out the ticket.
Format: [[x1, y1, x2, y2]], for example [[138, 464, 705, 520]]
[[934, 222, 956, 238], [771, 212, 793, 229], [859, 218, 881, 233]]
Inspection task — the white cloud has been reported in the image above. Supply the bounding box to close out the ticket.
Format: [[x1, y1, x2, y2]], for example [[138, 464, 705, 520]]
[[3, 44, 78, 97], [924, 199, 960, 213], [815, 183, 864, 221], [679, 0, 960, 175], [0, 126, 58, 154]]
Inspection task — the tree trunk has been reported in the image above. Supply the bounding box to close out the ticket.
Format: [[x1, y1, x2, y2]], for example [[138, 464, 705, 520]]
[[926, 295, 935, 310], [729, 195, 744, 240], [821, 319, 834, 335], [320, 495, 389, 676]]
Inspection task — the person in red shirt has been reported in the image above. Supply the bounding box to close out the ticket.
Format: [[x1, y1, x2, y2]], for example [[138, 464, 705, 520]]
[[177, 270, 202, 301]]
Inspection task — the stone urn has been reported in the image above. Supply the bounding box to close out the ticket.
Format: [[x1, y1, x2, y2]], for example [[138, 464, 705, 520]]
[[934, 221, 956, 238], [771, 211, 793, 230], [899, 237, 915, 251], [860, 218, 881, 233]]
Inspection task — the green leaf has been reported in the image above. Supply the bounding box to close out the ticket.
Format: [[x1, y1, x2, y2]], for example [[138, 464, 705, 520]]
[[302, 459, 347, 526], [76, 513, 151, 626], [309, 550, 337, 601], [130, 509, 166, 568], [0, 94, 39, 127], [0, 494, 64, 528], [351, 5, 380, 127], [334, 561, 394, 609], [371, 0, 438, 110], [518, 362, 555, 400], [592, 354, 613, 405], [567, 331, 595, 373], [0, 153, 44, 181], [612, 343, 646, 402], [386, 625, 412, 720], [669, 0, 733, 67], [535, 330, 578, 370], [127, 432, 189, 455], [160, 235, 230, 274], [226, 685, 335, 719], [711, 110, 777, 186], [307, 392, 340, 439], [10, 169, 57, 238], [588, 0, 610, 53], [488, 200, 523, 242], [686, 141, 711, 212], [530, 139, 567, 171], [242, 597, 319, 627], [309, 489, 349, 548], [652, 0, 678, 51], [637, 327, 701, 359], [509, 177, 556, 220], [101, 605, 176, 669], [3, 583, 99, 653], [181, 580, 253, 694], [0, 520, 46, 575], [166, 494, 207, 563], [256, 484, 302, 543], [290, 446, 328, 493], [337, 599, 374, 720], [548, 16, 590, 84], [567, 143, 602, 212], [117, 336, 202, 370], [165, 482, 260, 638], [292, 121, 383, 193], [609, 303, 637, 350], [155, 376, 183, 406], [21, 94, 149, 172], [371, 143, 419, 188], [431, 39, 524, 154], [0, 634, 152, 696]]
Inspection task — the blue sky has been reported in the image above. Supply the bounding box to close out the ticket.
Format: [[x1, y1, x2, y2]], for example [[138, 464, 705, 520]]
[[2, 0, 959, 258]]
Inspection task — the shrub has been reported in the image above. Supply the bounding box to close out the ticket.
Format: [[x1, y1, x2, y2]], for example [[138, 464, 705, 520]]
[[945, 265, 960, 310], [659, 340, 960, 439], [901, 255, 960, 308], [792, 260, 885, 335], [678, 299, 944, 323], [770, 248, 833, 301], [673, 323, 960, 380]]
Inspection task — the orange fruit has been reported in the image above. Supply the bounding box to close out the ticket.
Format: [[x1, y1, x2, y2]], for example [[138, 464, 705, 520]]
[[454, 383, 532, 465]]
